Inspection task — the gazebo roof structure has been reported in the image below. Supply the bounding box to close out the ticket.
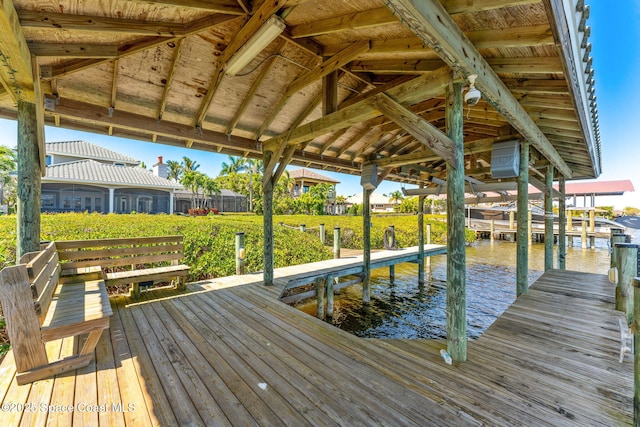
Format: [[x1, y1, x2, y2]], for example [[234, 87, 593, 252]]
[[0, 0, 599, 187]]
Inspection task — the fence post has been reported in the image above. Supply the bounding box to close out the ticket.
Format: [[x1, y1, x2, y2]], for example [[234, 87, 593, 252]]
[[235, 232, 245, 275], [616, 243, 638, 322], [319, 223, 325, 245], [299, 224, 306, 233], [333, 227, 341, 259]]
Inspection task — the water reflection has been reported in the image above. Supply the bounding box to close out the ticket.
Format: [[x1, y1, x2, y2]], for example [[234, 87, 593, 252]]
[[294, 238, 616, 340]]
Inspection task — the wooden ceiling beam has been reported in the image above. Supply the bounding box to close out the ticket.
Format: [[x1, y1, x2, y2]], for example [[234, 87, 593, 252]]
[[157, 38, 185, 121], [226, 39, 286, 134], [286, 40, 369, 97], [0, 0, 34, 102], [350, 57, 563, 75], [316, 128, 347, 154], [255, 41, 367, 138], [263, 66, 451, 152], [385, 0, 572, 178], [466, 25, 554, 49], [290, 7, 397, 38], [27, 43, 118, 58], [133, 0, 246, 15], [48, 98, 262, 154], [370, 93, 456, 165], [518, 94, 574, 110], [323, 25, 553, 57], [40, 14, 238, 80], [195, 0, 284, 128], [18, 10, 204, 35], [502, 78, 569, 95], [440, 0, 539, 14]]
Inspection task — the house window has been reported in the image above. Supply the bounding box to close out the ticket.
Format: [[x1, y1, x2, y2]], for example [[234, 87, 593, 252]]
[[74, 197, 82, 211], [45, 155, 52, 166], [85, 197, 92, 212], [95, 198, 102, 212], [114, 163, 125, 167], [63, 196, 71, 209], [41, 194, 55, 209]]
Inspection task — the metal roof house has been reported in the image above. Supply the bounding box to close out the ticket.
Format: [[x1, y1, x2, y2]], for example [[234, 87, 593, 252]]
[[42, 140, 248, 213], [42, 140, 177, 213]]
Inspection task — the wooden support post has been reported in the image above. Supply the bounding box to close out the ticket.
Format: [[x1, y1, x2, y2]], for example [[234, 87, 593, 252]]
[[299, 224, 306, 233], [632, 277, 640, 426], [509, 210, 515, 230], [445, 79, 466, 362], [17, 100, 42, 260], [612, 233, 628, 268], [589, 209, 595, 233], [516, 140, 530, 297], [235, 232, 245, 275], [558, 176, 567, 270], [567, 209, 573, 231], [326, 275, 335, 318], [527, 210, 533, 246], [389, 265, 395, 284], [263, 152, 274, 286], [581, 220, 588, 249], [316, 276, 326, 320], [418, 191, 425, 285], [490, 219, 495, 244], [333, 227, 341, 259], [363, 188, 372, 305], [319, 223, 325, 245], [544, 166, 554, 271], [426, 223, 432, 273], [616, 243, 638, 321]]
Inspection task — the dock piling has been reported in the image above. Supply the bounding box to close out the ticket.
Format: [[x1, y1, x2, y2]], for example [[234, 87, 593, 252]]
[[235, 232, 245, 275], [333, 227, 341, 259], [615, 243, 638, 322], [319, 223, 325, 245], [316, 277, 326, 320]]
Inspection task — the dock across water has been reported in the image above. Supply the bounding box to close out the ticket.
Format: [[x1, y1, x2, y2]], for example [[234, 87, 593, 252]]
[[0, 266, 631, 425]]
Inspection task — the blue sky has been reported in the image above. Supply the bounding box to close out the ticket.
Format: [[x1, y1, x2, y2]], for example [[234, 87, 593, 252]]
[[0, 1, 637, 207]]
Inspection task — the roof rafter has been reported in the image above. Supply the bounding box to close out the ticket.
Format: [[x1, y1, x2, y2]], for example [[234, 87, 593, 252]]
[[40, 14, 238, 80], [290, 7, 397, 38], [369, 93, 456, 165], [0, 0, 34, 102], [194, 0, 285, 128], [385, 0, 572, 178], [18, 10, 202, 35], [263, 66, 451, 152], [255, 40, 369, 138]]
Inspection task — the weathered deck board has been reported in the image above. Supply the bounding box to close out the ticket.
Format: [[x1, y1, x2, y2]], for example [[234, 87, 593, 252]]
[[0, 267, 632, 425]]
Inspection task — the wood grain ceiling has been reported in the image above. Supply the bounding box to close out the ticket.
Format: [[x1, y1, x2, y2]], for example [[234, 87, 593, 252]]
[[0, 0, 600, 189]]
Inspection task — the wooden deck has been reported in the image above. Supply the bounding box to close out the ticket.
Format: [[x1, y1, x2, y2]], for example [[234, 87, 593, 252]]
[[0, 268, 632, 425]]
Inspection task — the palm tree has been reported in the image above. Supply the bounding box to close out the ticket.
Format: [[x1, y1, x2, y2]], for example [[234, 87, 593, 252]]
[[389, 190, 404, 207], [246, 158, 263, 212], [181, 156, 200, 173], [220, 155, 246, 175], [202, 177, 220, 208], [167, 160, 182, 182]]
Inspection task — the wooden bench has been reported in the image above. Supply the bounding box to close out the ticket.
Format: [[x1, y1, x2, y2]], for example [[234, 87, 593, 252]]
[[55, 235, 189, 297], [0, 242, 112, 384]]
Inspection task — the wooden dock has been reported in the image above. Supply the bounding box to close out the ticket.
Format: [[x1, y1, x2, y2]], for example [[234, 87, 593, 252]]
[[0, 268, 632, 425], [274, 244, 447, 292]]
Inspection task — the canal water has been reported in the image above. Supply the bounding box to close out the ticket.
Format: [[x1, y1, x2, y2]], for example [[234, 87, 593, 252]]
[[294, 231, 638, 340]]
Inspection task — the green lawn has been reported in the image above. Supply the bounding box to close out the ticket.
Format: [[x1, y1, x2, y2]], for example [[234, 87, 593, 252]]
[[0, 212, 474, 280]]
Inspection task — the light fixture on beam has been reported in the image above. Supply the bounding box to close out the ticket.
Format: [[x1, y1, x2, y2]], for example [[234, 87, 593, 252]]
[[464, 74, 481, 106], [225, 16, 286, 76]]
